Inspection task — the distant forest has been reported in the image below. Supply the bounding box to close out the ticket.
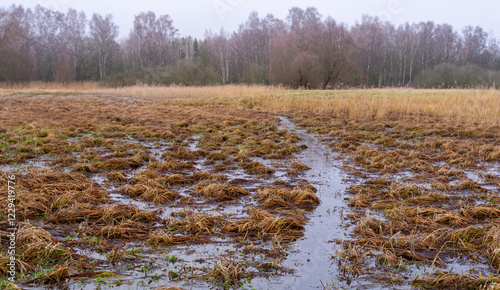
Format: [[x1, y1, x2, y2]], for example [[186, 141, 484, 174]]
[[1, 5, 500, 88]]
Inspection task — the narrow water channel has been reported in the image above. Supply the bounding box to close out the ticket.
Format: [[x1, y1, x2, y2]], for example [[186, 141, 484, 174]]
[[250, 116, 355, 289]]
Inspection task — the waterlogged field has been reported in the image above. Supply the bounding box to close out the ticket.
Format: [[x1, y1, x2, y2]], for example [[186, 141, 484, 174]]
[[0, 86, 499, 289]]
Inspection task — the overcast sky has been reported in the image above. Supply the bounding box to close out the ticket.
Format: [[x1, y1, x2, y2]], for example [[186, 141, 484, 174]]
[[2, 0, 499, 40]]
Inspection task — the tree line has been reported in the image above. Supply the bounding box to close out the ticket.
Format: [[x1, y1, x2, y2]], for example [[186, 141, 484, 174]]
[[1, 5, 499, 88]]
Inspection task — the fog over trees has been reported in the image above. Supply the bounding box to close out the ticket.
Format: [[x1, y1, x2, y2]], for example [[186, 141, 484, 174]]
[[1, 5, 499, 88]]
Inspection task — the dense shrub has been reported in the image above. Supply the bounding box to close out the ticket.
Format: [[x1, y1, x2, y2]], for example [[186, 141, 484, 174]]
[[417, 64, 500, 89], [103, 61, 220, 87]]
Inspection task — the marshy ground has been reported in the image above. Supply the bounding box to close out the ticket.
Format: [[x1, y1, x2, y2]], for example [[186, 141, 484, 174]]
[[0, 86, 499, 289]]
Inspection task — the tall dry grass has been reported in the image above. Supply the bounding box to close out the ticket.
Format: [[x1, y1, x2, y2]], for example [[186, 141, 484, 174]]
[[245, 88, 500, 126], [97, 84, 276, 100], [2, 83, 499, 125], [0, 81, 101, 91], [101, 86, 500, 125]]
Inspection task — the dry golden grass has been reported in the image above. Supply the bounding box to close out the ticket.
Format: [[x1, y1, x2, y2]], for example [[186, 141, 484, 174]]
[[413, 271, 500, 289], [33, 264, 70, 285], [164, 174, 191, 185], [3, 85, 500, 288], [0, 81, 100, 91], [166, 210, 219, 235], [255, 186, 320, 209], [93, 220, 151, 239], [195, 183, 250, 201], [224, 208, 306, 240], [247, 88, 500, 126], [146, 230, 193, 246], [0, 253, 34, 276], [140, 187, 181, 204], [95, 86, 500, 129], [95, 86, 500, 126], [16, 222, 75, 265], [354, 213, 391, 238], [99, 156, 145, 170], [206, 257, 247, 285], [244, 161, 275, 175], [2, 85, 499, 126], [48, 203, 102, 224], [106, 171, 128, 182], [97, 84, 275, 100], [290, 160, 310, 171]]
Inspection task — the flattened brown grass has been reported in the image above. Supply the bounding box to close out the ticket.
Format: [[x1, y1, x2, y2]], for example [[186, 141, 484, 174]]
[[192, 171, 227, 182], [195, 183, 249, 201], [16, 222, 76, 265], [413, 271, 500, 289], [164, 174, 191, 185], [146, 230, 193, 246], [244, 161, 274, 175], [157, 160, 194, 171], [460, 206, 500, 220], [93, 220, 152, 239], [99, 156, 144, 170], [73, 163, 99, 173], [255, 186, 320, 209], [106, 171, 128, 182], [205, 257, 248, 286], [224, 208, 306, 240]]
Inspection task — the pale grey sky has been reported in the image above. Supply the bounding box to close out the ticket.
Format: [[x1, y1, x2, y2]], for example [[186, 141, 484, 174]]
[[2, 0, 499, 40]]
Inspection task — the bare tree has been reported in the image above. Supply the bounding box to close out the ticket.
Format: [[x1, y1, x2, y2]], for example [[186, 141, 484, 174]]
[[351, 15, 387, 86], [206, 29, 231, 84], [126, 12, 178, 70], [316, 17, 350, 89], [284, 7, 323, 88], [30, 5, 66, 81], [433, 24, 459, 64], [0, 5, 34, 81], [89, 13, 118, 79], [461, 26, 488, 64], [1, 4, 499, 87], [483, 37, 499, 69], [61, 8, 86, 80], [231, 12, 283, 83]]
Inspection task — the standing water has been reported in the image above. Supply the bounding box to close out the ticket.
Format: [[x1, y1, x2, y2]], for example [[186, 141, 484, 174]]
[[249, 116, 355, 289]]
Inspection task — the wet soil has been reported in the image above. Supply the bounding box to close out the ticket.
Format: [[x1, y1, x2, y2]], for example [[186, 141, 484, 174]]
[[1, 93, 499, 289]]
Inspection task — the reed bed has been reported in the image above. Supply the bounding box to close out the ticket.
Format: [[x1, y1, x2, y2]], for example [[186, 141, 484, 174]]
[[248, 89, 500, 126]]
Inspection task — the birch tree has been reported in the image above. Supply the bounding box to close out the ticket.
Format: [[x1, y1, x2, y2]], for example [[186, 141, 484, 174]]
[[89, 13, 118, 79]]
